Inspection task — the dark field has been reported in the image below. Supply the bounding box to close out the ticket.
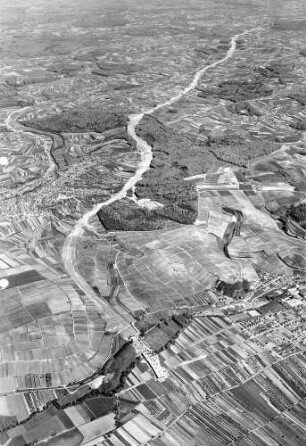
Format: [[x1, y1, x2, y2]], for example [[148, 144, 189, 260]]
[[85, 397, 116, 418], [4, 270, 45, 289]]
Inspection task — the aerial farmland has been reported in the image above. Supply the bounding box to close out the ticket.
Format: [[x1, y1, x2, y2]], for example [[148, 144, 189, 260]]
[[0, 0, 306, 445]]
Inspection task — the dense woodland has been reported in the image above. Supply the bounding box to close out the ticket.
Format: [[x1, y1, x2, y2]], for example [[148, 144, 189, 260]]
[[100, 115, 203, 230], [256, 61, 295, 84], [98, 199, 168, 231], [204, 131, 281, 167], [21, 108, 128, 134], [92, 62, 140, 77], [134, 115, 204, 218], [216, 279, 250, 298], [197, 78, 273, 102], [198, 60, 295, 104], [286, 203, 306, 228]]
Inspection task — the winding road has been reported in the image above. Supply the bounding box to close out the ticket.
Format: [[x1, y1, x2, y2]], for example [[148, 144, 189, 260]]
[[62, 28, 262, 326]]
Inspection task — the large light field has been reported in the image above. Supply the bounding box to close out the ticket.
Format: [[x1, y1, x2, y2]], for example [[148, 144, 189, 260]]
[[197, 187, 277, 230], [116, 226, 259, 313]]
